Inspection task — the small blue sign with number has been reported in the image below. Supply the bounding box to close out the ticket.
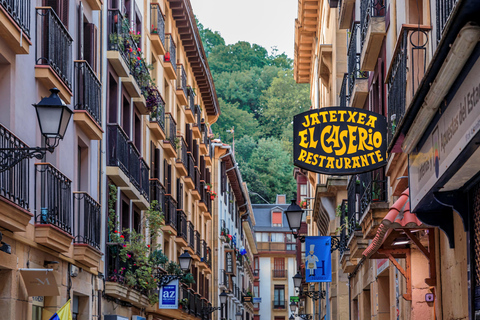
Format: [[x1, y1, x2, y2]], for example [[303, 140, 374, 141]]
[[159, 279, 179, 309]]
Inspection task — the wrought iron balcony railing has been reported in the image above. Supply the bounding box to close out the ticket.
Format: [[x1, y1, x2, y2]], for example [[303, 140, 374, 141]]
[[0, 123, 29, 210], [195, 230, 201, 256], [107, 124, 129, 174], [436, 0, 459, 42], [165, 34, 177, 71], [177, 210, 187, 241], [164, 195, 177, 231], [150, 3, 165, 45], [187, 86, 195, 111], [188, 220, 195, 249], [74, 61, 102, 125], [359, 0, 386, 50], [339, 73, 349, 107], [187, 153, 195, 181], [347, 176, 361, 240], [150, 178, 166, 213], [273, 300, 287, 309], [140, 158, 150, 201], [35, 163, 72, 234], [128, 142, 141, 189], [339, 199, 348, 251], [165, 113, 177, 150], [272, 269, 287, 278], [347, 22, 367, 95], [177, 137, 188, 171], [200, 239, 207, 262], [149, 89, 165, 131], [176, 65, 187, 99], [206, 246, 212, 269], [73, 192, 101, 250], [358, 170, 387, 216], [36, 7, 73, 90], [1, 0, 30, 37]]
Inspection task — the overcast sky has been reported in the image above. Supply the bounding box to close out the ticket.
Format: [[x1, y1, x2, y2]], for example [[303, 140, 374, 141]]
[[190, 0, 297, 58]]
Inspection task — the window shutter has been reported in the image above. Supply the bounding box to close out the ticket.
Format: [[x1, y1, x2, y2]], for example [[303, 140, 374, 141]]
[[84, 23, 98, 72], [60, 0, 69, 29], [77, 2, 84, 59], [163, 159, 168, 188]]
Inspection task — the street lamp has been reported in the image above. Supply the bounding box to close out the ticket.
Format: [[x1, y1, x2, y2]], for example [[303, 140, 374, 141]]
[[156, 250, 192, 287], [0, 88, 72, 172], [235, 311, 242, 320], [219, 290, 228, 305], [289, 315, 295, 320], [284, 200, 304, 232], [289, 301, 298, 313], [293, 271, 303, 290]]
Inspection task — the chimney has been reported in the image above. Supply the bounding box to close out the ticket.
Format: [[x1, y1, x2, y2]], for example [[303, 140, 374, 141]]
[[276, 194, 286, 204]]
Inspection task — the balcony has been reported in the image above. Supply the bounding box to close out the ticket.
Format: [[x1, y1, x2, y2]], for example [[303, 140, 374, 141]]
[[192, 168, 201, 201], [338, 0, 355, 29], [436, 0, 460, 42], [272, 269, 287, 278], [0, 124, 32, 232], [191, 106, 202, 139], [257, 242, 295, 252], [359, 0, 386, 71], [273, 300, 287, 310], [161, 195, 177, 235], [150, 3, 165, 55], [150, 178, 166, 214], [200, 124, 210, 155], [184, 153, 195, 189], [164, 34, 177, 80], [339, 73, 349, 107], [184, 87, 196, 123], [176, 65, 188, 105], [346, 177, 368, 258], [187, 221, 195, 254], [175, 137, 188, 176], [0, 0, 31, 54], [35, 7, 73, 103], [358, 171, 389, 239], [199, 239, 208, 269], [163, 113, 177, 158], [74, 61, 103, 140], [34, 163, 73, 253], [175, 210, 188, 247], [347, 22, 368, 109], [387, 26, 430, 146], [84, 0, 102, 10], [73, 192, 102, 268], [194, 230, 201, 260], [106, 10, 129, 77], [148, 89, 166, 140], [106, 124, 149, 204]]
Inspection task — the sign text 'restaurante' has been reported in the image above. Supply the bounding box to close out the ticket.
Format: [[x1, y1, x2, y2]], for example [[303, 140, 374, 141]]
[[293, 107, 388, 175]]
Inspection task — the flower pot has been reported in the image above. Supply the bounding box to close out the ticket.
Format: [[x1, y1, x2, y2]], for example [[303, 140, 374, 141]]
[[210, 195, 215, 200]]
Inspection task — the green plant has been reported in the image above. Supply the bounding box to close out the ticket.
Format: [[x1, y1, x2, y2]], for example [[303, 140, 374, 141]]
[[336, 204, 342, 217]]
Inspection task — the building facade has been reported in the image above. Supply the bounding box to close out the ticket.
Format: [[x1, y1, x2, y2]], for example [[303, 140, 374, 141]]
[[294, 0, 480, 319], [0, 0, 221, 319]]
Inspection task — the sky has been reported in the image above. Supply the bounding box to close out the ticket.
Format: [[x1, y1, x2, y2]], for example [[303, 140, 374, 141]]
[[190, 0, 297, 58]]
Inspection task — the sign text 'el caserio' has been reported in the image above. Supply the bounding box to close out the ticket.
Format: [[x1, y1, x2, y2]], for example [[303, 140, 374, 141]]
[[293, 107, 388, 175]]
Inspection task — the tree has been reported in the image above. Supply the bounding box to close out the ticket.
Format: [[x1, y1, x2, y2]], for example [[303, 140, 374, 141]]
[[197, 21, 225, 57], [208, 41, 270, 74], [258, 69, 311, 138]]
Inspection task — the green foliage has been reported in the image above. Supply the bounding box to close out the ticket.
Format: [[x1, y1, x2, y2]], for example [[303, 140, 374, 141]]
[[197, 20, 225, 57]]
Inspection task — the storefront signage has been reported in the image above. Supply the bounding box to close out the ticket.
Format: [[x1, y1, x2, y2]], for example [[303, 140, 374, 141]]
[[225, 249, 236, 275], [304, 236, 332, 282], [252, 297, 262, 303], [410, 58, 480, 211], [290, 296, 300, 302], [243, 296, 253, 303], [159, 279, 179, 309], [293, 107, 388, 175]]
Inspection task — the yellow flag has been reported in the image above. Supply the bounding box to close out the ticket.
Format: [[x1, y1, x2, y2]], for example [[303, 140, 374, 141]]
[[49, 299, 72, 320]]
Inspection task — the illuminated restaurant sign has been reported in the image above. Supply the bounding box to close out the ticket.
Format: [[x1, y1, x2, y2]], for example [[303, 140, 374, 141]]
[[293, 107, 388, 175]]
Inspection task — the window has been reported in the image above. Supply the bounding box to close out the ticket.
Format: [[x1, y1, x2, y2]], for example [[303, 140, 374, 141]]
[[43, 0, 69, 28], [273, 258, 285, 278], [273, 285, 285, 308], [271, 233, 283, 242], [261, 233, 269, 242], [108, 73, 118, 123], [254, 285, 259, 297], [286, 233, 296, 251], [272, 211, 282, 227]]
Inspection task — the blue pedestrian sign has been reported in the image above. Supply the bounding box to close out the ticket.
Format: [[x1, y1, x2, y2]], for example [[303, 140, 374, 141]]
[[305, 236, 332, 282], [159, 279, 179, 309]]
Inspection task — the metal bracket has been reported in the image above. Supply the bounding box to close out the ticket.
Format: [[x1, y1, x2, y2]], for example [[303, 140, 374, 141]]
[[0, 147, 53, 173], [156, 274, 184, 288]]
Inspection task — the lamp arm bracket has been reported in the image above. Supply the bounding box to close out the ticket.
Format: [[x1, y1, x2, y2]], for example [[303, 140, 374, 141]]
[[0, 147, 54, 173]]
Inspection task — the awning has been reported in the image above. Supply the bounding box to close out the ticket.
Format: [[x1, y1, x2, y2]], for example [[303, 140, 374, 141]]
[[362, 188, 424, 259], [20, 269, 60, 296]]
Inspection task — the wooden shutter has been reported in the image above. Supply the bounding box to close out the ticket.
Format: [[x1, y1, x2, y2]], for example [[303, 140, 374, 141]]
[[176, 179, 183, 209], [167, 164, 171, 194], [77, 2, 83, 59], [154, 147, 160, 179], [84, 23, 98, 72], [221, 161, 226, 193]]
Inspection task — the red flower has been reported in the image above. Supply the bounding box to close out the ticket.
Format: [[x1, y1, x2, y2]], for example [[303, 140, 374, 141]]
[[137, 48, 141, 52], [137, 56, 141, 61], [147, 245, 150, 248], [129, 48, 133, 53], [114, 230, 118, 233], [120, 235, 125, 238]]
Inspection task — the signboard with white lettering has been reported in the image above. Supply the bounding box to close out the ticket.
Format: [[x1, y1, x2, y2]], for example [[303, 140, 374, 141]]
[[293, 107, 388, 175], [225, 249, 236, 275], [410, 58, 480, 211], [159, 279, 179, 309]]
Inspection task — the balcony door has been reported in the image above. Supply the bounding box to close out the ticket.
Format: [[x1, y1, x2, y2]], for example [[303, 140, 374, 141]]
[[273, 285, 285, 308], [43, 0, 69, 28]]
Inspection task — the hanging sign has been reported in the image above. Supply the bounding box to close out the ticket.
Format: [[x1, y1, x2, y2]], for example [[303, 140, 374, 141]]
[[293, 107, 388, 175], [304, 236, 332, 282], [225, 249, 236, 275], [159, 279, 179, 309]]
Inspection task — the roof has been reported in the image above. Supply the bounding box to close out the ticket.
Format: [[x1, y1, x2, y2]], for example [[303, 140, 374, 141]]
[[362, 188, 426, 259], [251, 204, 292, 232]]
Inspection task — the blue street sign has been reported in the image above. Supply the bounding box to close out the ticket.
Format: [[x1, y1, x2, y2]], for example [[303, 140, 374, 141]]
[[305, 236, 332, 282], [159, 279, 179, 309]]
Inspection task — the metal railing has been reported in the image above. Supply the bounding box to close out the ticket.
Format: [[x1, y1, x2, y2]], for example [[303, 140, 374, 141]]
[[36, 7, 73, 90], [200, 239, 207, 262], [272, 269, 287, 278], [358, 170, 387, 217], [73, 192, 101, 250], [347, 176, 360, 240], [193, 105, 201, 128], [149, 89, 165, 132], [164, 195, 177, 231], [206, 246, 212, 269], [195, 230, 201, 256], [35, 163, 72, 234], [187, 87, 196, 112], [165, 113, 177, 150], [74, 61, 102, 125], [1, 0, 30, 38], [176, 65, 187, 100], [0, 124, 29, 210], [165, 34, 176, 71], [187, 221, 195, 249], [187, 153, 195, 182], [106, 243, 128, 284], [436, 0, 459, 42], [150, 178, 166, 213], [150, 3, 165, 46], [339, 73, 349, 107], [360, 0, 385, 49], [339, 199, 348, 250], [128, 142, 141, 189], [253, 269, 260, 277], [273, 300, 287, 309], [347, 22, 367, 96], [387, 27, 429, 144], [177, 210, 187, 242], [257, 242, 295, 252], [177, 137, 188, 171], [139, 158, 149, 201], [106, 124, 129, 174]]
